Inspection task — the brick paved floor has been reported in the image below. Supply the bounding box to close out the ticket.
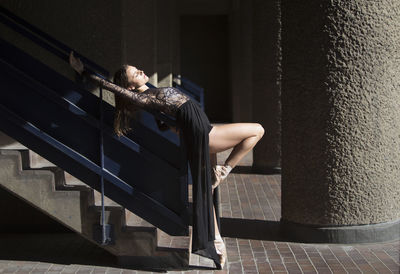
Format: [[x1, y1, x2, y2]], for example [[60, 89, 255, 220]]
[[0, 172, 399, 273]]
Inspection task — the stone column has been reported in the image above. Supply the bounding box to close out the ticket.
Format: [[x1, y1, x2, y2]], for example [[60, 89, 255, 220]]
[[230, 0, 253, 123], [122, 0, 158, 86], [281, 0, 400, 242], [252, 0, 282, 172], [156, 0, 176, 87]]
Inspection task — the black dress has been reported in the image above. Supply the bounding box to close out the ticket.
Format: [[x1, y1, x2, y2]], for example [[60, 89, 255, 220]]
[[83, 71, 220, 264], [176, 100, 218, 262]]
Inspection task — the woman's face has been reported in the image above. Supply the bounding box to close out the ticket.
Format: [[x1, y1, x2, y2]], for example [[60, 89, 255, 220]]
[[126, 66, 149, 89]]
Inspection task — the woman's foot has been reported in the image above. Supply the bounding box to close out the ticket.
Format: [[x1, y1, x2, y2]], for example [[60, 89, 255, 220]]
[[212, 164, 232, 190], [214, 234, 227, 269]]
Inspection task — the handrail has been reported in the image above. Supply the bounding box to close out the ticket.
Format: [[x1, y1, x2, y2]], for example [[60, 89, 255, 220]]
[[174, 75, 204, 97], [173, 75, 205, 109], [0, 6, 203, 115], [0, 103, 187, 229], [0, 7, 197, 123], [0, 11, 178, 128], [0, 8, 187, 244], [0, 57, 179, 171], [0, 7, 178, 161]]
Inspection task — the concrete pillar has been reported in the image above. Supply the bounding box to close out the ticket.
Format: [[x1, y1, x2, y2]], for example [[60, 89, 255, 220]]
[[156, 0, 176, 87], [230, 0, 253, 123], [122, 0, 158, 86], [251, 0, 282, 172], [281, 0, 400, 242]]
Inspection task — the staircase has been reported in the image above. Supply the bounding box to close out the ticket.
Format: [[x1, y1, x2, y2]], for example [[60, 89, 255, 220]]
[[0, 140, 193, 269], [0, 6, 217, 270]]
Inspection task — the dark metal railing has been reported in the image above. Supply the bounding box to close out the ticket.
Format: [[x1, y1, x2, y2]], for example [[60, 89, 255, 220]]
[[0, 6, 207, 245], [0, 54, 188, 235], [0, 7, 184, 244], [173, 75, 205, 109]]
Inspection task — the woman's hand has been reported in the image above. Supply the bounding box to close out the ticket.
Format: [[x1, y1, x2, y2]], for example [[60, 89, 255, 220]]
[[69, 51, 84, 74]]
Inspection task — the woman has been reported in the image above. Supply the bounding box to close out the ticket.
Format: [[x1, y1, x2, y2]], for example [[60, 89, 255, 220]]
[[69, 52, 264, 269]]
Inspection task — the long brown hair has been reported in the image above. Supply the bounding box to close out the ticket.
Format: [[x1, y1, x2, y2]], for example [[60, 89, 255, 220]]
[[113, 65, 136, 137]]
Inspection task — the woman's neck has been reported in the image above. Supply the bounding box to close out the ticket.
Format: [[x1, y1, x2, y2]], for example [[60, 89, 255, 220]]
[[136, 85, 149, 93]]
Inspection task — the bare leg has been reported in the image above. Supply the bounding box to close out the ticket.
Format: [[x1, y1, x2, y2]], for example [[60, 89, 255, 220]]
[[209, 123, 264, 168], [209, 123, 264, 266], [213, 204, 220, 237]]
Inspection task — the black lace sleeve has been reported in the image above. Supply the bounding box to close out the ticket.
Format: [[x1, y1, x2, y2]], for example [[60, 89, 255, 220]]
[[82, 70, 190, 117], [82, 70, 159, 112]]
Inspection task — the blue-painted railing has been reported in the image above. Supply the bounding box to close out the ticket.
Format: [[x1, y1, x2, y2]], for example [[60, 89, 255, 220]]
[[173, 75, 205, 110], [0, 7, 206, 242], [0, 42, 188, 235]]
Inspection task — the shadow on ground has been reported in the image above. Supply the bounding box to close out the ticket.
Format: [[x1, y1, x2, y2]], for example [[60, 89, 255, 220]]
[[221, 218, 285, 241], [0, 233, 168, 272], [231, 165, 281, 175]]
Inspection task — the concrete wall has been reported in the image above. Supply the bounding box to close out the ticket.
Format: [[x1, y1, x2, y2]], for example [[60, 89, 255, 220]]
[[1, 0, 160, 100], [251, 0, 282, 171], [180, 15, 231, 122], [156, 0, 178, 87], [0, 0, 160, 230], [229, 0, 282, 170], [230, 0, 253, 123], [1, 0, 123, 104], [122, 0, 158, 86], [281, 0, 400, 226], [1, 0, 283, 168]]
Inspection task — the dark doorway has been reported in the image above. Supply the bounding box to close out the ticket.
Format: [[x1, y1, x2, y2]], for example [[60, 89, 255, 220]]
[[180, 15, 231, 123]]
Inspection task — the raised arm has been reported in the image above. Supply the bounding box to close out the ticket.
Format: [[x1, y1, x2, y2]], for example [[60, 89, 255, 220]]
[[69, 52, 155, 111]]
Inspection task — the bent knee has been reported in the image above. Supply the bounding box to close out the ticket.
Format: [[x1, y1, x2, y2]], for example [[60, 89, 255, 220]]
[[254, 123, 265, 139]]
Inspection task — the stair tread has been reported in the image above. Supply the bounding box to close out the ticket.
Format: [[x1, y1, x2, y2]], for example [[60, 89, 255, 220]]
[[28, 150, 56, 168], [59, 153, 193, 252], [125, 210, 153, 227], [0, 148, 194, 267], [157, 228, 190, 249]]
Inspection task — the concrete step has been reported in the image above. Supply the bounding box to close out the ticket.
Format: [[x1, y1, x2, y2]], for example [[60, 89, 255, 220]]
[[0, 131, 27, 150], [0, 150, 89, 234], [0, 130, 222, 268], [0, 148, 192, 268]]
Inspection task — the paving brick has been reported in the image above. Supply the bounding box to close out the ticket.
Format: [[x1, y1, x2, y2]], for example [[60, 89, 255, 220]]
[[0, 173, 398, 273], [92, 266, 108, 273], [1, 264, 19, 273], [106, 267, 123, 274], [47, 264, 65, 272], [61, 265, 81, 273], [76, 265, 95, 273]]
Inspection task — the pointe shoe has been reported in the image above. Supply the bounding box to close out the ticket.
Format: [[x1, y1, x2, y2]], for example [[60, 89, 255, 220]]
[[214, 235, 227, 269], [212, 165, 232, 190]]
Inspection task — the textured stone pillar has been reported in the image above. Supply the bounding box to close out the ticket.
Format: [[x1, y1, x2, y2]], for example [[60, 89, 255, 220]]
[[281, 0, 400, 242], [252, 0, 281, 171]]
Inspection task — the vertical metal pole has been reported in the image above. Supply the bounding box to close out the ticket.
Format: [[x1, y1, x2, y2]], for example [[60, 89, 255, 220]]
[[99, 87, 106, 245]]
